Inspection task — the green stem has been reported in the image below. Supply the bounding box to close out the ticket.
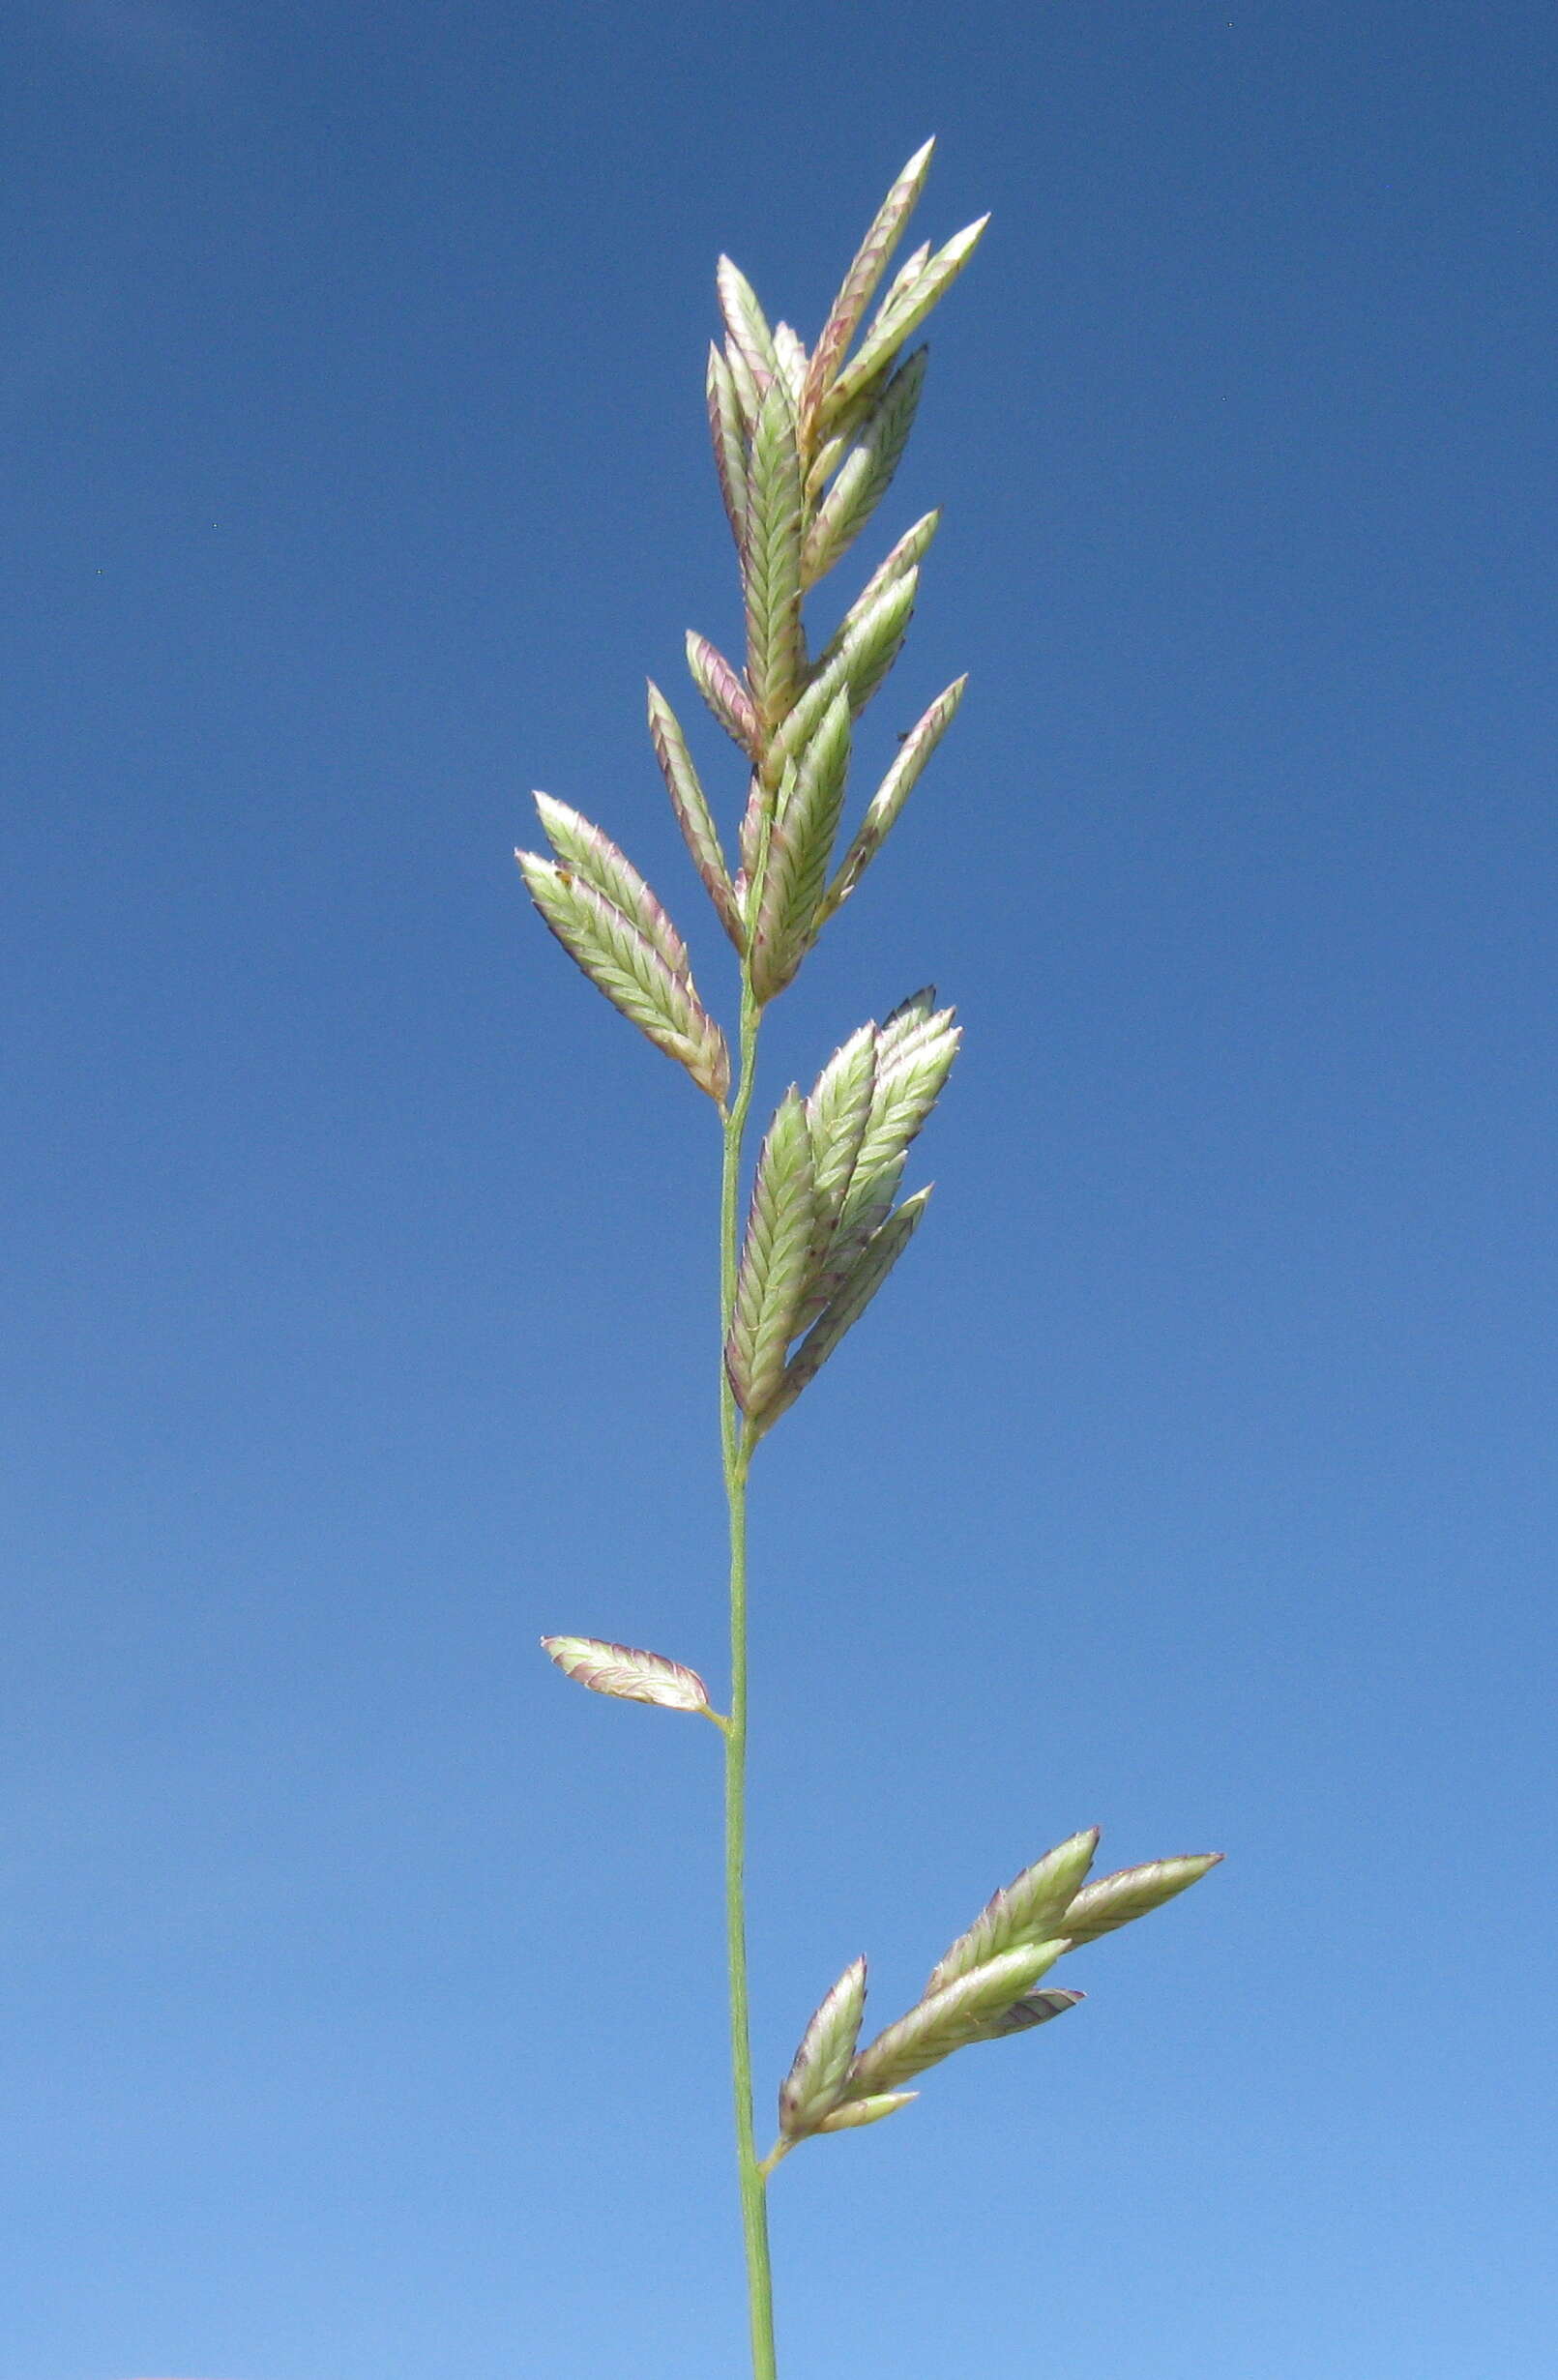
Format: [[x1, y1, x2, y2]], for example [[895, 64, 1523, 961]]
[[720, 982, 778, 2380]]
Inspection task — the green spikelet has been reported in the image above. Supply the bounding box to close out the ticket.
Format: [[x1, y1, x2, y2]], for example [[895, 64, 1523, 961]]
[[744, 383, 805, 735], [516, 850, 729, 1102], [769, 567, 918, 790], [706, 341, 749, 549], [821, 215, 989, 427], [645, 681, 742, 946], [532, 795, 691, 984], [841, 1939, 1069, 2099], [802, 349, 927, 587], [801, 137, 935, 435], [926, 1830, 1101, 1997], [748, 692, 852, 1002], [717, 254, 780, 387], [804, 1024, 878, 1253], [814, 2091, 917, 2132], [822, 675, 967, 922], [778, 1956, 868, 2140], [726, 1089, 817, 1420], [812, 512, 939, 678], [1059, 1855, 1224, 1947], [757, 1185, 933, 1434], [686, 628, 761, 759]]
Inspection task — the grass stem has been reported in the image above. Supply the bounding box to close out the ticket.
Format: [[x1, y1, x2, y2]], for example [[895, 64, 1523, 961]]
[[720, 982, 779, 2380]]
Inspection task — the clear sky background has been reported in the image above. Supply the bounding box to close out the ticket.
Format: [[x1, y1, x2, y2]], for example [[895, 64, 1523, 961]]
[[3, 5, 1554, 2377]]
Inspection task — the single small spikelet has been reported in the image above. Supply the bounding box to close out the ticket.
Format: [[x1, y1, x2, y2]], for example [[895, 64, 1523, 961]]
[[811, 511, 939, 678], [822, 674, 967, 924], [841, 1939, 1070, 2100], [814, 2090, 917, 2132], [770, 568, 919, 788], [835, 566, 919, 718], [541, 1635, 711, 1716], [926, 1827, 1100, 1998], [770, 320, 808, 412], [516, 847, 730, 1103], [726, 1088, 817, 1420], [716, 254, 780, 390], [804, 1023, 878, 1254], [532, 795, 691, 984], [874, 238, 932, 329], [821, 213, 990, 427], [779, 1955, 868, 2140], [1058, 1853, 1224, 1946], [801, 136, 935, 436], [646, 680, 743, 947], [973, 1986, 1085, 2041], [759, 1185, 932, 1433], [686, 629, 761, 760], [722, 332, 762, 432], [802, 348, 927, 587], [705, 342, 750, 550], [748, 692, 852, 1002], [744, 382, 806, 735]]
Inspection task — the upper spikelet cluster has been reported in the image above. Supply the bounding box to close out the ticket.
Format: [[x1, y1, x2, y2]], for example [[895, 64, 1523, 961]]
[[517, 140, 985, 1096]]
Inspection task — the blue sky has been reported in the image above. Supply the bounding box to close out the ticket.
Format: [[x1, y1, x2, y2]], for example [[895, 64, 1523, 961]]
[[3, 4, 1554, 2376]]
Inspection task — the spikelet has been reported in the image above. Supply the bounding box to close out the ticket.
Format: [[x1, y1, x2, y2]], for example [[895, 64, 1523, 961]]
[[848, 992, 959, 1189], [717, 254, 779, 389], [748, 692, 852, 1002], [516, 848, 729, 1102], [801, 137, 935, 436], [706, 341, 749, 549], [874, 238, 932, 327], [726, 1089, 817, 1419], [926, 1829, 1100, 1998], [804, 1024, 878, 1253], [820, 214, 989, 427], [778, 1956, 868, 2140], [758, 1187, 931, 1433], [645, 681, 742, 947], [771, 320, 808, 412], [686, 629, 761, 759], [744, 383, 805, 735], [1058, 1855, 1224, 1946], [532, 796, 691, 984], [815, 2091, 917, 2132], [811, 512, 939, 678], [822, 675, 967, 922], [722, 331, 762, 430], [802, 349, 927, 587], [769, 568, 918, 787], [540, 1636, 713, 1717], [841, 1939, 1069, 2099]]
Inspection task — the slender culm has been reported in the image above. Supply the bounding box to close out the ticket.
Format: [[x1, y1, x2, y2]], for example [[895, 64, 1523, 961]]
[[522, 143, 1221, 2377]]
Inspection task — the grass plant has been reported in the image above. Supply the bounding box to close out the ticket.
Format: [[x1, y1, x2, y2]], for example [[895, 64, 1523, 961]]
[[523, 141, 1221, 2379]]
